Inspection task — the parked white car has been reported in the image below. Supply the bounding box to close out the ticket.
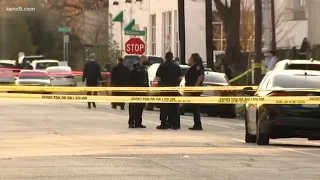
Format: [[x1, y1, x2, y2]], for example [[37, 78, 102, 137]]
[[46, 66, 76, 86], [273, 59, 320, 71], [31, 60, 60, 70], [179, 71, 236, 118], [15, 70, 53, 86], [145, 63, 191, 110], [0, 60, 16, 69]]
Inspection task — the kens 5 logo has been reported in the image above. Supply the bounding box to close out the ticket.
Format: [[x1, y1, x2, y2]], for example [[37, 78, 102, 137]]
[[6, 6, 36, 12]]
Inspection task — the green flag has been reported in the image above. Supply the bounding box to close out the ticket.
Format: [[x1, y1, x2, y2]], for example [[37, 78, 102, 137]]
[[112, 11, 123, 22]]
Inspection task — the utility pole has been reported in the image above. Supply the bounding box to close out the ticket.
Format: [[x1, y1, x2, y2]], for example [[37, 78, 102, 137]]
[[254, 0, 262, 84], [205, 0, 214, 70], [178, 0, 186, 65], [270, 0, 276, 52]]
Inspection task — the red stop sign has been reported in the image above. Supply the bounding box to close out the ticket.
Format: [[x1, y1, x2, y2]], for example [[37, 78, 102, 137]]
[[125, 38, 145, 55]]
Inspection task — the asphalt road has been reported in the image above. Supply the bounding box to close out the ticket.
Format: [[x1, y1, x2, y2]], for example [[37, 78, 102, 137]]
[[1, 99, 320, 180]]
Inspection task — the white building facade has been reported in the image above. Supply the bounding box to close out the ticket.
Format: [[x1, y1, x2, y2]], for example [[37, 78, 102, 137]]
[[109, 0, 318, 60], [109, 0, 206, 60]]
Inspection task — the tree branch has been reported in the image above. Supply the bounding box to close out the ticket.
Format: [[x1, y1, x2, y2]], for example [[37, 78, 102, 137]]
[[213, 0, 228, 19]]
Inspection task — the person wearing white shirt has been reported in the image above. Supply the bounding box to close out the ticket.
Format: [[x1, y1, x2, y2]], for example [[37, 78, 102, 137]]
[[264, 50, 278, 72]]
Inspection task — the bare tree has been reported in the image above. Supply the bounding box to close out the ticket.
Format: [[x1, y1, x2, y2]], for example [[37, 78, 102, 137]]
[[213, 0, 241, 67], [240, 0, 255, 52]]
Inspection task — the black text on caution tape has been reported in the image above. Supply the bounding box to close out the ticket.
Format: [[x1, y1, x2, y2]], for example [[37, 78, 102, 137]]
[[275, 100, 306, 104], [41, 95, 88, 100], [218, 97, 265, 104], [130, 97, 190, 103]]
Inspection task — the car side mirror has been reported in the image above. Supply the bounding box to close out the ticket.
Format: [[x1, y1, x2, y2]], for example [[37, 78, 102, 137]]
[[14, 77, 18, 80], [242, 87, 255, 96], [50, 77, 54, 81]]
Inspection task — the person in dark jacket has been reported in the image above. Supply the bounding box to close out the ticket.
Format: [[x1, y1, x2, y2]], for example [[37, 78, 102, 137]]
[[185, 53, 205, 130], [111, 58, 130, 110], [82, 53, 102, 109], [156, 52, 182, 130], [128, 55, 149, 128]]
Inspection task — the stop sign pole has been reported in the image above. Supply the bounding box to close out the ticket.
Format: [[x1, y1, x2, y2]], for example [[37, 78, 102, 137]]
[[125, 38, 146, 55]]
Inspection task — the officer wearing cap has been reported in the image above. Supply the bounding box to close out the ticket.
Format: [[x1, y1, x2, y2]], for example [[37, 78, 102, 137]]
[[155, 52, 182, 130], [185, 53, 205, 130], [128, 55, 149, 128]]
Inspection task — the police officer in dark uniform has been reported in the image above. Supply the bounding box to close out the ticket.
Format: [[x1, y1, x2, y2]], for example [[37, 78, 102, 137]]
[[185, 53, 205, 130], [82, 53, 102, 109], [111, 58, 130, 110], [155, 52, 182, 130], [128, 55, 149, 128]]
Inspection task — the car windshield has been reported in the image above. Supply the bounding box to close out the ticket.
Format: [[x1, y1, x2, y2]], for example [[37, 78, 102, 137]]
[[287, 64, 320, 71], [123, 55, 140, 68], [19, 72, 49, 80], [36, 62, 59, 69], [22, 56, 45, 64], [204, 74, 229, 84], [148, 56, 164, 65], [274, 74, 320, 88]]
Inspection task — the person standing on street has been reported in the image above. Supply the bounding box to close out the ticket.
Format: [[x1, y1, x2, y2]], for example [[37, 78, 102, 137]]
[[155, 52, 182, 130], [264, 50, 278, 72], [111, 58, 130, 110], [82, 53, 102, 109], [185, 53, 205, 130], [128, 55, 149, 128]]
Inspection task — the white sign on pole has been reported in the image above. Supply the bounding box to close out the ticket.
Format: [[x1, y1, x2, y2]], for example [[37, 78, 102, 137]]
[[64, 35, 69, 43]]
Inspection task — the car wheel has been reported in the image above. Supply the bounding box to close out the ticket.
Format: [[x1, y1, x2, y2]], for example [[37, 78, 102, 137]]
[[245, 110, 256, 143], [145, 103, 154, 111], [220, 105, 236, 118], [256, 117, 270, 145]]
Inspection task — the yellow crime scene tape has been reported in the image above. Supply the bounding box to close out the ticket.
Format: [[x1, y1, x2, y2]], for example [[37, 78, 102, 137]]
[[0, 85, 258, 92], [2, 85, 320, 92], [1, 93, 320, 104]]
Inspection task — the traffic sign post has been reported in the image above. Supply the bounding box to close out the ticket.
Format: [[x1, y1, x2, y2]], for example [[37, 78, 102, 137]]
[[125, 38, 145, 55]]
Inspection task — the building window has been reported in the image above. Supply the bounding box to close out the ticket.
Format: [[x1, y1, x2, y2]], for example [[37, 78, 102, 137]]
[[144, 27, 147, 54], [174, 10, 179, 58], [167, 11, 172, 52], [162, 12, 167, 56], [212, 22, 225, 51], [298, 0, 306, 8], [212, 11, 225, 51], [163, 11, 172, 56], [150, 14, 156, 55]]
